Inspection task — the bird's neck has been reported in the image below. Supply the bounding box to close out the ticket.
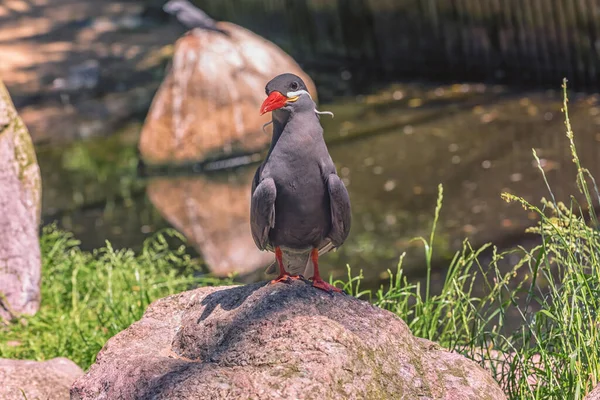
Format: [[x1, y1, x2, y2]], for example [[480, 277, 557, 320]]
[[268, 109, 291, 153], [267, 109, 321, 156]]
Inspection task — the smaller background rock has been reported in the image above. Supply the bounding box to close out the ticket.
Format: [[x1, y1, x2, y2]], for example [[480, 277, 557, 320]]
[[139, 22, 317, 166], [0, 357, 83, 400]]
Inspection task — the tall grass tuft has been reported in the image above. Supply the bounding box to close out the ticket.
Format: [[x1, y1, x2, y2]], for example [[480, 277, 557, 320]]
[[0, 228, 230, 369], [335, 79, 600, 399]]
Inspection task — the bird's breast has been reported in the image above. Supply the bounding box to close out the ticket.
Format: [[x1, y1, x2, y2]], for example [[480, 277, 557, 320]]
[[264, 151, 332, 248]]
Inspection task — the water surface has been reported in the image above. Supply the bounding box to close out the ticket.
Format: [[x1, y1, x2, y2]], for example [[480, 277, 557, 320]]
[[38, 81, 600, 289]]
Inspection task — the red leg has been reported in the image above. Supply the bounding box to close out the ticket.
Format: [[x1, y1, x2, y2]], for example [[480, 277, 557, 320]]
[[309, 248, 342, 293], [271, 247, 291, 284]]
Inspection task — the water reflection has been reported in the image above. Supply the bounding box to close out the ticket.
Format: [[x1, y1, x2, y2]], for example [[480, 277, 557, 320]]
[[321, 86, 600, 284], [39, 82, 600, 289], [146, 169, 273, 277], [142, 86, 600, 284]]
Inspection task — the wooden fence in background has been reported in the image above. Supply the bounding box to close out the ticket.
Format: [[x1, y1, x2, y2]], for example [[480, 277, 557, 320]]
[[196, 0, 600, 89]]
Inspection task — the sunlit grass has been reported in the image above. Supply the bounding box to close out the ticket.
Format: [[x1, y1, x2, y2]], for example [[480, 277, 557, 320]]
[[0, 228, 231, 369], [335, 79, 600, 399]]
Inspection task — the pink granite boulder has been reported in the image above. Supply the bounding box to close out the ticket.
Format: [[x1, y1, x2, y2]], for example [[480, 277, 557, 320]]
[[72, 281, 506, 399]]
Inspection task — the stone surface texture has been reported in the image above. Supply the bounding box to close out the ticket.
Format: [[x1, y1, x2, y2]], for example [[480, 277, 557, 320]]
[[72, 281, 506, 400], [0, 357, 83, 400], [0, 80, 42, 321]]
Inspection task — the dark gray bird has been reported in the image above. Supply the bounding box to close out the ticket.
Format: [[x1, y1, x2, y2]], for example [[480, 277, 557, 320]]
[[250, 73, 351, 294], [163, 0, 228, 35]]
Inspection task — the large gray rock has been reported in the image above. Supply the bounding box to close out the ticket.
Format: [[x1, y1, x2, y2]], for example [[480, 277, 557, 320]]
[[0, 357, 83, 400], [72, 281, 506, 400], [0, 80, 42, 321]]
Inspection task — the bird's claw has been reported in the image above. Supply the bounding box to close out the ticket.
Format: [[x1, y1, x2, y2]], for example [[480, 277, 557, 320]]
[[271, 274, 292, 284], [295, 274, 311, 284], [271, 274, 308, 285], [310, 278, 343, 295]]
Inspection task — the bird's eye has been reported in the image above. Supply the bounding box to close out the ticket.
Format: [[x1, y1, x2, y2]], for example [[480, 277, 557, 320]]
[[290, 82, 299, 91]]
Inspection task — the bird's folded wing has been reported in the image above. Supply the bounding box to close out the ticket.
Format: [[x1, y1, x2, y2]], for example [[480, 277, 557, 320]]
[[327, 174, 351, 247], [250, 177, 276, 250]]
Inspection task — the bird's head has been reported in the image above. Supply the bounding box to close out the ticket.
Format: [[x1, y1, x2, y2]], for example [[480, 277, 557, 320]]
[[260, 73, 313, 115]]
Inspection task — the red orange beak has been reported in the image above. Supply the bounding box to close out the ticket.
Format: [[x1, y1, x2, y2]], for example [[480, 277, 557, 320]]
[[260, 91, 287, 115]]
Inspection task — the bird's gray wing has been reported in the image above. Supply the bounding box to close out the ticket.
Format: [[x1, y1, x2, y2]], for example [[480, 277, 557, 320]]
[[326, 174, 351, 247], [250, 177, 276, 250], [251, 163, 262, 194]]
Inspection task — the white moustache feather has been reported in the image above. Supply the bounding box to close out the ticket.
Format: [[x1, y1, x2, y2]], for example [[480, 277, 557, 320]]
[[285, 89, 334, 119]]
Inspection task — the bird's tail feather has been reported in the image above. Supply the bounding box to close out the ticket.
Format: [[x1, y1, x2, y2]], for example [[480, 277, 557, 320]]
[[264, 243, 335, 276], [265, 260, 277, 275], [264, 252, 311, 276]]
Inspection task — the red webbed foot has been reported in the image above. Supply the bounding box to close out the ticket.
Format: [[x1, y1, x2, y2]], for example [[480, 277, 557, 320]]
[[271, 273, 292, 284], [310, 278, 343, 294], [308, 248, 343, 295], [294, 274, 311, 284], [271, 274, 309, 285], [289, 274, 305, 281]]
